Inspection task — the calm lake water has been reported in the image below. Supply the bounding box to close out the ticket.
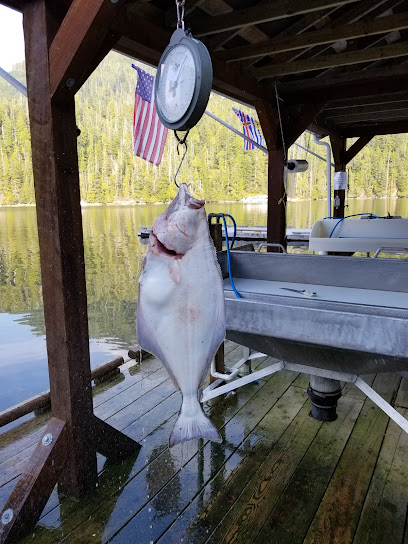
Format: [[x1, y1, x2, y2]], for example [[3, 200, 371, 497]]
[[0, 197, 407, 412]]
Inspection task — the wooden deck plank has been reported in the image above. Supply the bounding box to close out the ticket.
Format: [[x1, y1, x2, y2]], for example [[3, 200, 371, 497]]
[[21, 358, 289, 543], [0, 414, 48, 465], [353, 408, 408, 544], [0, 346, 242, 495], [156, 385, 307, 544], [253, 395, 363, 544], [303, 373, 401, 544], [205, 399, 323, 544], [51, 370, 300, 543], [395, 377, 408, 409], [4, 345, 407, 544], [92, 357, 162, 408]]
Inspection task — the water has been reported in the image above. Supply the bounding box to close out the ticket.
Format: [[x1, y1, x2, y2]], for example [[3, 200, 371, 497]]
[[0, 197, 407, 411]]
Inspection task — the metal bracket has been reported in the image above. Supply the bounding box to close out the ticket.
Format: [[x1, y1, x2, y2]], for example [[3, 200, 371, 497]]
[[372, 247, 408, 258], [257, 243, 287, 253], [202, 357, 408, 435]]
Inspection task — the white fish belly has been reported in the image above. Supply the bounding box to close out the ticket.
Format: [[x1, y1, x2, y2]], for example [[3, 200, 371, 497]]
[[137, 241, 225, 397]]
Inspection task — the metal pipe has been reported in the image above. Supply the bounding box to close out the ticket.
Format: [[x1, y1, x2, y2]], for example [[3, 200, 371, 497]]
[[210, 359, 241, 381], [0, 66, 27, 96], [313, 134, 332, 218], [204, 110, 268, 154], [294, 141, 335, 166]]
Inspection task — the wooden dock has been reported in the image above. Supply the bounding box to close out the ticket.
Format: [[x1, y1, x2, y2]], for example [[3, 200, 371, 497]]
[[1, 342, 407, 544], [138, 226, 311, 246]]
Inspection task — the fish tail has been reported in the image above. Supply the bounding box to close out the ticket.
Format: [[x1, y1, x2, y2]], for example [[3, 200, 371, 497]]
[[169, 396, 222, 448]]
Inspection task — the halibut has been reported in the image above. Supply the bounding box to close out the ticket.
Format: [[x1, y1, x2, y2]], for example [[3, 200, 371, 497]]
[[137, 183, 224, 447]]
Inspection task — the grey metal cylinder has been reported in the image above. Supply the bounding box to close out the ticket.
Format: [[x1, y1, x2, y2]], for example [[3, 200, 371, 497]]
[[307, 376, 341, 422]]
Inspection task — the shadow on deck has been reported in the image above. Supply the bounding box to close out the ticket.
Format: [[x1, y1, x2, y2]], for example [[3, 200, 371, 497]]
[[1, 341, 407, 544]]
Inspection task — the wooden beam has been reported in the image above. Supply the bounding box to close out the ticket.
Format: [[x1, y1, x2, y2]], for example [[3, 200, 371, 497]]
[[256, 101, 286, 250], [330, 108, 408, 123], [209, 220, 224, 382], [209, 1, 337, 53], [330, 135, 347, 218], [218, 13, 408, 63], [341, 121, 408, 136], [282, 0, 398, 65], [325, 93, 408, 110], [257, 0, 391, 70], [49, 0, 124, 97], [285, 103, 327, 147], [324, 97, 408, 114], [193, 0, 361, 37], [255, 41, 408, 79], [278, 65, 408, 104], [165, 0, 205, 27], [309, 0, 407, 78], [91, 416, 141, 459], [23, 0, 98, 498], [0, 418, 67, 543], [344, 134, 374, 163]]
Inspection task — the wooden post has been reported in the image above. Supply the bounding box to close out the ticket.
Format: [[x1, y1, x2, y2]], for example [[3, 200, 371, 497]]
[[330, 135, 347, 218], [256, 102, 286, 250], [209, 217, 225, 382], [22, 0, 98, 497], [0, 2, 140, 541]]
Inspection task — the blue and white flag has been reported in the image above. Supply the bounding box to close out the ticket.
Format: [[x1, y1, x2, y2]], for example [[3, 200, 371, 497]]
[[233, 108, 264, 150]]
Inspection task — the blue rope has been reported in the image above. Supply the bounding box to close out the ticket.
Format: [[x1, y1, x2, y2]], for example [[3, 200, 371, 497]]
[[217, 213, 242, 299], [329, 213, 380, 238]]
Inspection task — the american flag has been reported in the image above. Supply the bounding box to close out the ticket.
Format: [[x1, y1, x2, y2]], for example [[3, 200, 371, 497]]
[[133, 66, 168, 166], [233, 108, 264, 150]]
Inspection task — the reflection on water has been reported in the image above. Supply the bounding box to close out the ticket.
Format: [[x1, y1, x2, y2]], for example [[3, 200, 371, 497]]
[[0, 198, 407, 410]]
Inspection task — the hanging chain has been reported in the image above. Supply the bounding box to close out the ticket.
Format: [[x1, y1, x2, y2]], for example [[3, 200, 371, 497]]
[[176, 0, 185, 29]]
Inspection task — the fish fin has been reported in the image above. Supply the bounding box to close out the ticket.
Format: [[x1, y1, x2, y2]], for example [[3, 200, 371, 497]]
[[169, 399, 222, 448]]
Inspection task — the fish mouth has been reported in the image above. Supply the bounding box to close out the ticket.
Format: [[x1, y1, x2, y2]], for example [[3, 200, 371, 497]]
[[151, 233, 183, 257]]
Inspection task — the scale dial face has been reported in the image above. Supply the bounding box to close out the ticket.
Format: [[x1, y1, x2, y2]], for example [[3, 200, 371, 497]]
[[156, 45, 196, 124]]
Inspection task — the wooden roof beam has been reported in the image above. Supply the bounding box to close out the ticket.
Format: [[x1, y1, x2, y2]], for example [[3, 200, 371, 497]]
[[218, 12, 408, 63], [284, 0, 401, 65], [325, 102, 408, 119], [193, 0, 361, 37], [324, 92, 408, 110], [344, 134, 375, 163], [255, 40, 408, 79], [209, 2, 338, 53], [284, 103, 327, 147], [49, 0, 125, 97], [342, 121, 408, 136], [334, 109, 408, 123], [0, 0, 25, 11]]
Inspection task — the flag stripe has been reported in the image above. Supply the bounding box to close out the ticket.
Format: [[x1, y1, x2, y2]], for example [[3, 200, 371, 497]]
[[234, 107, 264, 150], [133, 67, 168, 166]]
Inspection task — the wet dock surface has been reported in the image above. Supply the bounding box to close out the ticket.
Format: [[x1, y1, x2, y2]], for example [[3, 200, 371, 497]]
[[1, 341, 407, 544]]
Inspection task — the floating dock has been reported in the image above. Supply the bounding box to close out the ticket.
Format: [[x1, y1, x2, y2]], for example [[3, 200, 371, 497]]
[[138, 226, 311, 246], [1, 343, 407, 544]]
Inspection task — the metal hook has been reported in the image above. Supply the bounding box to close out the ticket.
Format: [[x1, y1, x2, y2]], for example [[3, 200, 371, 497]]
[[174, 141, 188, 188]]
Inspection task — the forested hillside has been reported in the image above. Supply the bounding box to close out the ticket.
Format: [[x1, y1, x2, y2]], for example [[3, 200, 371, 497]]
[[1, 52, 408, 205]]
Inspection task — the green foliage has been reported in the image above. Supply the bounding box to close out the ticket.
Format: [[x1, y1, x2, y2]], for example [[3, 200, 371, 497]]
[[1, 53, 408, 204]]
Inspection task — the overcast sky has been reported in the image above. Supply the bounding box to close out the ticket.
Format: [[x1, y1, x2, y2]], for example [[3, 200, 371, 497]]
[[0, 6, 25, 71]]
